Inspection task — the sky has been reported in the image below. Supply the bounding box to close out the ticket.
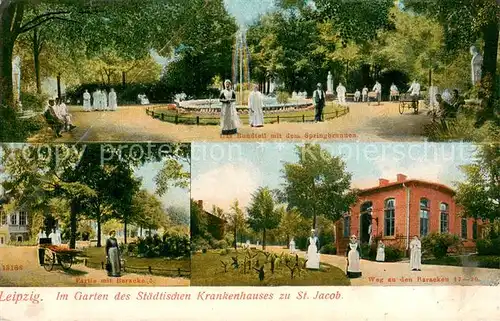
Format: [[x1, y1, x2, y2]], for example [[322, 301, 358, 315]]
[[134, 160, 190, 211], [0, 145, 189, 212], [191, 142, 478, 212], [224, 0, 276, 26]]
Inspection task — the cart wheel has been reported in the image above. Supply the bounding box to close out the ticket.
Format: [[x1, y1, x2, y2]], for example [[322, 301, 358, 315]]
[[58, 254, 73, 271], [398, 102, 405, 114], [43, 252, 54, 272]]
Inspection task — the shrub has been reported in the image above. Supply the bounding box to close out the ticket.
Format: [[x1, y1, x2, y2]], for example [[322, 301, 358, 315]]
[[422, 233, 463, 259], [320, 244, 336, 255], [20, 92, 49, 112], [135, 232, 190, 258], [276, 91, 289, 104], [471, 255, 500, 269], [476, 237, 500, 256], [192, 237, 210, 253], [384, 245, 404, 262], [7, 240, 38, 246], [211, 239, 228, 249]]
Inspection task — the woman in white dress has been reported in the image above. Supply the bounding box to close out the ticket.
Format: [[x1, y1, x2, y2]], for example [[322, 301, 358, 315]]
[[92, 90, 99, 111], [248, 84, 264, 127], [83, 90, 91, 111], [289, 238, 296, 254], [108, 89, 118, 111], [306, 229, 320, 269], [219, 80, 241, 135], [410, 235, 422, 271], [346, 235, 362, 278], [376, 240, 385, 262]]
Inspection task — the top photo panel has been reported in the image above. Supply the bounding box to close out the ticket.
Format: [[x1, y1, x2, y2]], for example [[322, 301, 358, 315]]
[[0, 0, 499, 143]]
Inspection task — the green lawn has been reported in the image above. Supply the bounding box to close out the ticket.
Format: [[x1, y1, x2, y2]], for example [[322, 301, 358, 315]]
[[81, 247, 191, 278], [150, 102, 347, 125], [191, 249, 350, 286]]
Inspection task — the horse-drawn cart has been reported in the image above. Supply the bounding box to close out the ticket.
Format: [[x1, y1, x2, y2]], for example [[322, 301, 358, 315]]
[[41, 245, 82, 272]]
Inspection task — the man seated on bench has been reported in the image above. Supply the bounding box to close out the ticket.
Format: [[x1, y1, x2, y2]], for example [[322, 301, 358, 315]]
[[43, 99, 65, 137], [56, 98, 76, 132]]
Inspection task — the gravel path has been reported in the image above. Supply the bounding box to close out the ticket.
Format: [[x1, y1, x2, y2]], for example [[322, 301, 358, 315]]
[[265, 246, 499, 286], [30, 102, 431, 143], [0, 246, 189, 287]]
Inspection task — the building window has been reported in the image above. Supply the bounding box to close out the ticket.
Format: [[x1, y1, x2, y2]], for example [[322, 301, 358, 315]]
[[384, 198, 395, 237], [440, 203, 449, 233], [473, 220, 478, 240], [0, 211, 6, 225], [420, 198, 430, 237], [19, 211, 27, 226], [10, 214, 17, 225], [17, 235, 22, 242], [343, 214, 351, 238], [461, 218, 468, 239]]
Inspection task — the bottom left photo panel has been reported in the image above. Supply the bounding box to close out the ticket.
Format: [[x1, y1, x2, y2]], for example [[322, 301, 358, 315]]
[[0, 143, 191, 287]]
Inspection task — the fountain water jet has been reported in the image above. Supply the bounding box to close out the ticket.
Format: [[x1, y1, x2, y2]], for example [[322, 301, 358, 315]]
[[232, 28, 251, 106]]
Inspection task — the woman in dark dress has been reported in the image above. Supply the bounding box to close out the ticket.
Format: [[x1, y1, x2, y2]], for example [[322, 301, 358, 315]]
[[106, 230, 121, 277]]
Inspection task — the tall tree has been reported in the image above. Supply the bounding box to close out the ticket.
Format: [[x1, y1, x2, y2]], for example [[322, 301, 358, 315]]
[[277, 207, 308, 247], [247, 187, 281, 250], [455, 143, 500, 224], [227, 199, 247, 250], [282, 144, 357, 229], [405, 0, 500, 124]]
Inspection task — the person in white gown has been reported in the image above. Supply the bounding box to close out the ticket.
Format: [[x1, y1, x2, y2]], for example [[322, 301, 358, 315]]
[[102, 90, 108, 110], [83, 90, 91, 111], [248, 84, 264, 127], [372, 81, 382, 105], [56, 98, 75, 131], [442, 89, 452, 103], [354, 89, 361, 102], [306, 229, 320, 269], [49, 228, 60, 246], [92, 90, 99, 111], [219, 80, 240, 135], [346, 235, 362, 278], [362, 86, 369, 102], [390, 83, 399, 101], [37, 229, 47, 266], [410, 235, 422, 271], [289, 238, 296, 254], [408, 80, 421, 112], [376, 240, 385, 262], [108, 88, 118, 111], [55, 228, 62, 245], [336, 83, 347, 104]]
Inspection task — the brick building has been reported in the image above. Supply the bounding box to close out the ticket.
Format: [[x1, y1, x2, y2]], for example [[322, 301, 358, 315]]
[[335, 174, 482, 254], [195, 200, 226, 240]]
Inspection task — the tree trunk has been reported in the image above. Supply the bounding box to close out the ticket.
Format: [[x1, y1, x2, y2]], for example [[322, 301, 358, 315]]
[[122, 71, 126, 86], [57, 74, 62, 99], [262, 228, 266, 250], [234, 225, 237, 250], [477, 19, 499, 125], [33, 28, 42, 94], [124, 220, 128, 244], [96, 215, 102, 247], [0, 2, 24, 107], [69, 201, 78, 249]]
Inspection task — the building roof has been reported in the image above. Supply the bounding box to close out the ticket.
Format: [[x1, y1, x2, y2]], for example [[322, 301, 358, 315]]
[[358, 179, 455, 196]]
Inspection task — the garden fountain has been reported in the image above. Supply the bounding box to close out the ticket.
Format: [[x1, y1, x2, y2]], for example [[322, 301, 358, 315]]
[[175, 29, 312, 114]]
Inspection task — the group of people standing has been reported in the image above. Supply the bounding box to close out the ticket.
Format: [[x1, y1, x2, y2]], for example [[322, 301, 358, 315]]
[[83, 89, 118, 112], [219, 80, 265, 135], [292, 230, 423, 279]]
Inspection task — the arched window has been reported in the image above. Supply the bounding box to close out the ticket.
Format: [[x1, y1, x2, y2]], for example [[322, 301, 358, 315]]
[[360, 202, 373, 243], [440, 203, 449, 233], [420, 198, 430, 236], [461, 218, 468, 239], [343, 213, 351, 238], [473, 220, 478, 240], [384, 199, 395, 237]]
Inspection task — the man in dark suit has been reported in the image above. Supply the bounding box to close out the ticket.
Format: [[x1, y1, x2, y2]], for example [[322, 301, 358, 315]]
[[313, 83, 326, 122]]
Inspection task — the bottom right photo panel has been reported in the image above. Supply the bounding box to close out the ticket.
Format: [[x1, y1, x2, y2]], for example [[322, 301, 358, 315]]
[[190, 142, 499, 287]]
